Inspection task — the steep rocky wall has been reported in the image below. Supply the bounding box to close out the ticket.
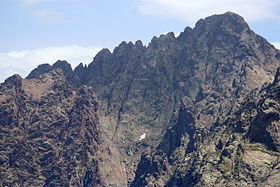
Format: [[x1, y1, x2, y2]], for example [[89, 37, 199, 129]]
[[132, 68, 280, 187], [25, 12, 280, 185], [0, 70, 126, 187]]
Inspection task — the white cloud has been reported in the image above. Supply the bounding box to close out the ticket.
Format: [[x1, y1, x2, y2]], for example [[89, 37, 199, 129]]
[[0, 45, 102, 83], [33, 8, 66, 24], [21, 0, 50, 6], [272, 42, 280, 49], [137, 0, 280, 24]]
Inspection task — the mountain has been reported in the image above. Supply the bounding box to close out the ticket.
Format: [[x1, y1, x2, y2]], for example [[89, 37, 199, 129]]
[[0, 70, 126, 186], [131, 68, 280, 186], [1, 12, 280, 186]]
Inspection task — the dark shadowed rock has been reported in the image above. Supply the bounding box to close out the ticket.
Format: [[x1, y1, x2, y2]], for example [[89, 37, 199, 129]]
[[132, 65, 280, 187], [7, 12, 279, 186], [0, 70, 126, 186]]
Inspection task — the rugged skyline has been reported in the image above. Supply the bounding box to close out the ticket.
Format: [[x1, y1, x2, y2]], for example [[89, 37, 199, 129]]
[[1, 0, 280, 82], [1, 12, 280, 186]]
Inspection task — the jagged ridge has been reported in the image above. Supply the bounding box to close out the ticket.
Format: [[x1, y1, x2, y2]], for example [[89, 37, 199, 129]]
[[1, 12, 280, 186]]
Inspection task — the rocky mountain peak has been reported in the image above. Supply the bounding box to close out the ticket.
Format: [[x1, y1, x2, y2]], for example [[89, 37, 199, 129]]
[[74, 62, 85, 71], [91, 48, 112, 63], [194, 11, 249, 34], [0, 69, 128, 186], [26, 64, 52, 79], [3, 74, 22, 88], [3, 12, 280, 187], [135, 40, 144, 47], [149, 32, 176, 49], [27, 61, 73, 80], [53, 60, 72, 71]]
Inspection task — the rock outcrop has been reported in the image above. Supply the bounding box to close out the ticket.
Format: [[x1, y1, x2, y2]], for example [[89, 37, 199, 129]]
[[0, 70, 126, 187], [26, 12, 280, 183], [132, 67, 280, 187], [1, 12, 280, 186]]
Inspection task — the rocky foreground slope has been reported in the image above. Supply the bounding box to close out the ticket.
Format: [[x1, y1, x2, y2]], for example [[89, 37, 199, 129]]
[[131, 69, 280, 186], [0, 12, 280, 186], [0, 71, 126, 186]]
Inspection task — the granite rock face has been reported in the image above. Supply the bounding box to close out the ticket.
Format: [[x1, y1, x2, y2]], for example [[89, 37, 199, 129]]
[[0, 70, 126, 187], [132, 68, 280, 187], [27, 12, 280, 182], [2, 12, 280, 186]]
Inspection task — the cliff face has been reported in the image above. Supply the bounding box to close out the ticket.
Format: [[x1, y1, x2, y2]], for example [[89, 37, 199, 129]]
[[0, 70, 126, 187], [3, 12, 280, 186], [26, 12, 280, 182], [132, 68, 280, 187]]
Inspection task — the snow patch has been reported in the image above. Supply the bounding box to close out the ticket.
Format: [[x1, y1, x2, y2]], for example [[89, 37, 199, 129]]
[[139, 130, 148, 140], [139, 133, 146, 140]]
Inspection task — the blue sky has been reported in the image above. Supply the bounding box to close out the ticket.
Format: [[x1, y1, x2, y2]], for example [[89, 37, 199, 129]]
[[0, 0, 280, 81]]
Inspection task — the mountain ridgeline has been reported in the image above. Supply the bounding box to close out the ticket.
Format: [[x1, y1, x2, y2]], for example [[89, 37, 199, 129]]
[[1, 12, 280, 186]]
